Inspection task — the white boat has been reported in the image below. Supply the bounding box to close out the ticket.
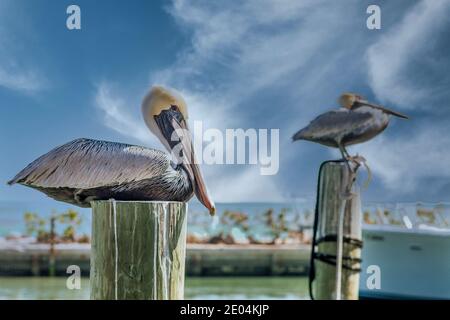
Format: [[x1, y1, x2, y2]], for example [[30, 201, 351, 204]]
[[359, 223, 450, 299]]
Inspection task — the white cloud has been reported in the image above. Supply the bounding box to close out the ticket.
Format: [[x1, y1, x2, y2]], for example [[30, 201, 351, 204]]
[[209, 166, 284, 202], [174, 88, 232, 130], [362, 0, 450, 197], [94, 82, 155, 145], [163, 0, 345, 104], [0, 1, 47, 94], [355, 124, 450, 193], [367, 0, 450, 109], [0, 67, 44, 93]]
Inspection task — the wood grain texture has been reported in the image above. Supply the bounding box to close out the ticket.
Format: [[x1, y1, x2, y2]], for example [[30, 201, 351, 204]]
[[90, 200, 187, 300], [314, 162, 362, 300]]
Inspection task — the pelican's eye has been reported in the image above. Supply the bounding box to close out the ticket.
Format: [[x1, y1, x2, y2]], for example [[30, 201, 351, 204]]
[[153, 106, 188, 151], [169, 105, 186, 122]]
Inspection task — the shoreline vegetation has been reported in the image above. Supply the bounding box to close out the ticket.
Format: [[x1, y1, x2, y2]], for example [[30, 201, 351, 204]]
[[5, 207, 314, 246], [1, 203, 449, 246]]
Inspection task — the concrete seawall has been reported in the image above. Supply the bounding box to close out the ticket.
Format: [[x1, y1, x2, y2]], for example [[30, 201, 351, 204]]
[[0, 242, 310, 276]]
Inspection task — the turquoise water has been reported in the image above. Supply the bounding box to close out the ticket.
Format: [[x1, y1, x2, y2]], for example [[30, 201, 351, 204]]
[[0, 276, 308, 300]]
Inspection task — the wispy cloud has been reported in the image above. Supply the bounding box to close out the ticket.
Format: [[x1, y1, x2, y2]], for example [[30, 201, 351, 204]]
[[0, 1, 47, 94], [161, 0, 350, 109], [367, 0, 450, 110], [357, 123, 450, 193], [94, 82, 155, 145], [211, 167, 285, 202], [359, 0, 450, 196], [0, 67, 45, 93]]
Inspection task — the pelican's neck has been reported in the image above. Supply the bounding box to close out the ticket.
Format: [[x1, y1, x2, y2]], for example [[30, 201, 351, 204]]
[[171, 162, 194, 200], [354, 105, 383, 116], [354, 105, 389, 127]]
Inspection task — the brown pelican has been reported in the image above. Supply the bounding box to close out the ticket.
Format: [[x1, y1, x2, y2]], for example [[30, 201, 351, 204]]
[[292, 92, 409, 162], [8, 86, 216, 215], [295, 94, 408, 300]]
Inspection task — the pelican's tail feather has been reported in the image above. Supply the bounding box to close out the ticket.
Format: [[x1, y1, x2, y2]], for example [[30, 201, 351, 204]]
[[292, 128, 308, 142], [7, 173, 22, 185]]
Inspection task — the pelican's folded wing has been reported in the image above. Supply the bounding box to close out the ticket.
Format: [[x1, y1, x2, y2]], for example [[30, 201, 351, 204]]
[[7, 138, 170, 189], [294, 109, 373, 141]]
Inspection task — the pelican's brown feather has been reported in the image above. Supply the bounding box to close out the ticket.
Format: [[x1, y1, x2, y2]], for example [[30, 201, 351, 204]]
[[293, 109, 374, 146], [7, 138, 171, 189]]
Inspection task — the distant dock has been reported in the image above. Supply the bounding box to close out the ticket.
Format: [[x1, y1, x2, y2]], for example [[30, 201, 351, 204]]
[[0, 241, 310, 276]]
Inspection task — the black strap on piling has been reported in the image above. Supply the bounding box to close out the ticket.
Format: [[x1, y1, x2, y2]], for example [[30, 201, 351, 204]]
[[316, 234, 363, 248], [308, 160, 363, 301], [313, 234, 363, 272]]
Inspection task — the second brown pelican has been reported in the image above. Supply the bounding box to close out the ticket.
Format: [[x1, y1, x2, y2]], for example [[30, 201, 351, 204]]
[[8, 86, 215, 215], [292, 93, 409, 162]]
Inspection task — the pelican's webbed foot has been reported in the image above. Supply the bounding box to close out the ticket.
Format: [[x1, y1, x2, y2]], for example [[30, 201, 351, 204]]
[[345, 154, 372, 190]]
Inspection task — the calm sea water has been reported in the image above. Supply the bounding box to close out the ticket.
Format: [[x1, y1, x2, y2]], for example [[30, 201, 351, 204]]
[[0, 276, 308, 300]]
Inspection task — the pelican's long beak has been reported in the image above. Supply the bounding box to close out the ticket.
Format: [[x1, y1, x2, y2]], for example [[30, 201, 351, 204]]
[[154, 107, 216, 215], [359, 100, 409, 119], [186, 154, 216, 216]]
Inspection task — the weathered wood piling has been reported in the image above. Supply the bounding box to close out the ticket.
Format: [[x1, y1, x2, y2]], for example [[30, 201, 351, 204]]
[[312, 161, 362, 300], [90, 201, 187, 300]]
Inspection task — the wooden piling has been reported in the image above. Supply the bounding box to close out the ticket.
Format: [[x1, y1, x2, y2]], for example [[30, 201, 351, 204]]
[[90, 201, 187, 300], [314, 161, 362, 300]]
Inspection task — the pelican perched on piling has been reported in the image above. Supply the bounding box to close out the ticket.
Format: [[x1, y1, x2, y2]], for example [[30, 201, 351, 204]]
[[294, 94, 408, 300], [8, 86, 215, 215], [292, 93, 408, 164]]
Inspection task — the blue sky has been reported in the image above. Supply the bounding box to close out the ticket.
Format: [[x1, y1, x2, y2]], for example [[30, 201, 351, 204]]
[[1, 0, 450, 206]]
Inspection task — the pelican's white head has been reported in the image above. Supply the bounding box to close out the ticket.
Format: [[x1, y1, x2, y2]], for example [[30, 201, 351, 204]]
[[142, 86, 188, 148], [141, 85, 215, 215], [338, 92, 364, 109], [338, 92, 409, 119]]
